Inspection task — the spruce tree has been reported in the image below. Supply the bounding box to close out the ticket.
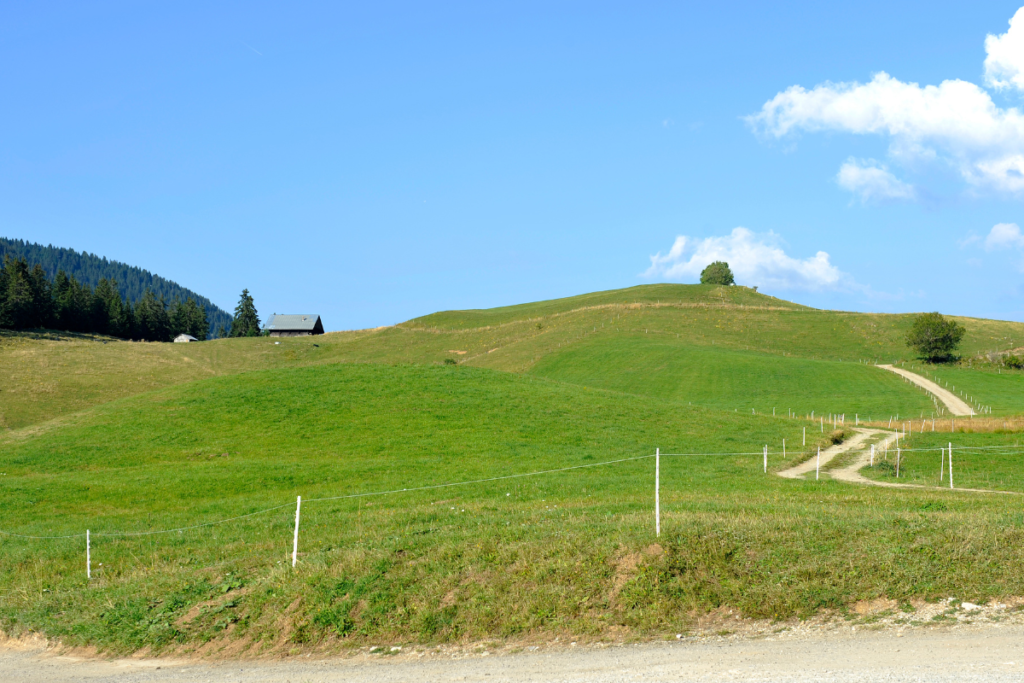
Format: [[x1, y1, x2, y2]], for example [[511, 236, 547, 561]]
[[53, 270, 90, 332], [186, 298, 208, 340], [170, 299, 188, 337], [69, 275, 94, 333], [1, 257, 34, 329], [91, 278, 118, 336], [0, 257, 9, 328], [134, 290, 171, 341], [229, 289, 261, 337], [28, 263, 53, 328]]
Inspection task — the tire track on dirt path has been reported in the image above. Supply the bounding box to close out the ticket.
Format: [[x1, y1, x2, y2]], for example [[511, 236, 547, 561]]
[[776, 429, 876, 480], [780, 428, 1021, 495], [829, 430, 1021, 495], [877, 364, 974, 416]]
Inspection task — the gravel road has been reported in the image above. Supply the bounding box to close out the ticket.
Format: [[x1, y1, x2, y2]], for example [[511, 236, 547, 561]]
[[5, 625, 1024, 682], [876, 365, 973, 416]]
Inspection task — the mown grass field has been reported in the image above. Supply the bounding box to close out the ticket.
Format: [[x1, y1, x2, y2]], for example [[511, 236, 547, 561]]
[[528, 337, 935, 418], [3, 363, 1024, 654], [3, 283, 1024, 653]]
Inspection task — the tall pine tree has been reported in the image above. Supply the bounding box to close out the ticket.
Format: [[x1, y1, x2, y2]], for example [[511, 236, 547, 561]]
[[169, 298, 207, 339], [27, 263, 54, 328], [91, 278, 130, 337], [229, 289, 261, 337], [134, 290, 171, 342], [52, 270, 93, 332], [185, 298, 208, 340], [1, 257, 34, 329]]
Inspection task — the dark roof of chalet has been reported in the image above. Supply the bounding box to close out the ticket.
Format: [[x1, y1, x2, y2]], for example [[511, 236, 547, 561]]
[[265, 314, 322, 331]]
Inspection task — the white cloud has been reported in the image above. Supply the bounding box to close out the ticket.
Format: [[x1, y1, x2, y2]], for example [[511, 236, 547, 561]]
[[836, 158, 915, 202], [643, 227, 851, 291], [962, 223, 1024, 272], [985, 222, 1024, 250], [748, 7, 1024, 196], [985, 8, 1024, 91]]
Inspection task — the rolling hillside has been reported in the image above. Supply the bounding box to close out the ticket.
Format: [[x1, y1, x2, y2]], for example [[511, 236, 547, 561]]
[[5, 284, 1022, 430], [4, 363, 1024, 652], [3, 284, 1024, 652]]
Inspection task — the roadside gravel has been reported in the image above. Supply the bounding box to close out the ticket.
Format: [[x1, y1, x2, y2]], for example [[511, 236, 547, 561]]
[[6, 621, 1024, 683]]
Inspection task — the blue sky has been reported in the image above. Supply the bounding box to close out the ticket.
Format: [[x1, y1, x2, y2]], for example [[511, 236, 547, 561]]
[[4, 2, 1024, 329]]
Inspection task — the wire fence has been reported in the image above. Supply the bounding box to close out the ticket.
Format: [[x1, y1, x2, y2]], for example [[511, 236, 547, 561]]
[[0, 448, 787, 541], [4, 441, 1023, 578]]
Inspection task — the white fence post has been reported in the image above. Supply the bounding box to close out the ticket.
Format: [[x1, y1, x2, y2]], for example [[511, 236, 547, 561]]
[[86, 530, 91, 580], [783, 439, 786, 459], [940, 447, 945, 481], [655, 448, 660, 538], [870, 444, 874, 466], [292, 495, 302, 568], [816, 447, 820, 480], [948, 443, 953, 489], [803, 427, 806, 446], [763, 445, 767, 473]]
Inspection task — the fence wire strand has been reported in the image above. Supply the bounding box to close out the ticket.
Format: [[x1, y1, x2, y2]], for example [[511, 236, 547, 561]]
[[5, 442, 1023, 541]]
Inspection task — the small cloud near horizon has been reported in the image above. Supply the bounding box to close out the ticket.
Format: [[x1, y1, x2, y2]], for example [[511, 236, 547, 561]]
[[642, 227, 861, 293]]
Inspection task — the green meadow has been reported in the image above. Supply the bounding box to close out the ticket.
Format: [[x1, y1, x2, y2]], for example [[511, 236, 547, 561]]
[[3, 283, 1024, 653], [3, 363, 1024, 654], [7, 284, 1022, 430], [915, 364, 1024, 416], [529, 336, 935, 418], [862, 431, 1024, 492]]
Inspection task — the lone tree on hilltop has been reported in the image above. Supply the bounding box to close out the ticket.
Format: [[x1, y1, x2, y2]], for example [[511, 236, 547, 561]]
[[700, 261, 735, 286], [230, 289, 261, 337], [906, 312, 965, 362]]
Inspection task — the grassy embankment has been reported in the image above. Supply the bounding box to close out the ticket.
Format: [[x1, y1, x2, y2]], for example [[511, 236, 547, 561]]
[[3, 363, 1024, 655]]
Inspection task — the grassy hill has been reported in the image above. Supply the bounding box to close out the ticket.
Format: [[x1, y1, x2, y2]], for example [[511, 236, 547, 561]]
[[4, 363, 1024, 653], [4, 284, 1023, 430], [4, 284, 1024, 652]]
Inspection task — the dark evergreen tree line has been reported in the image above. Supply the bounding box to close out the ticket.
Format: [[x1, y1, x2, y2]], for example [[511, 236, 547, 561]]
[[0, 255, 208, 341], [0, 237, 230, 337]]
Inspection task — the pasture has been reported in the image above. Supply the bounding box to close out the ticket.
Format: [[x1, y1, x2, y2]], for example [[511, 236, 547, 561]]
[[3, 284, 1024, 653], [1, 363, 1024, 653]]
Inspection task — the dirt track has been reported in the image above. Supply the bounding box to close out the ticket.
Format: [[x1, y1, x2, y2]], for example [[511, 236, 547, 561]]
[[776, 429, 875, 480], [877, 364, 974, 416], [5, 624, 1024, 682], [781, 427, 1021, 496]]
